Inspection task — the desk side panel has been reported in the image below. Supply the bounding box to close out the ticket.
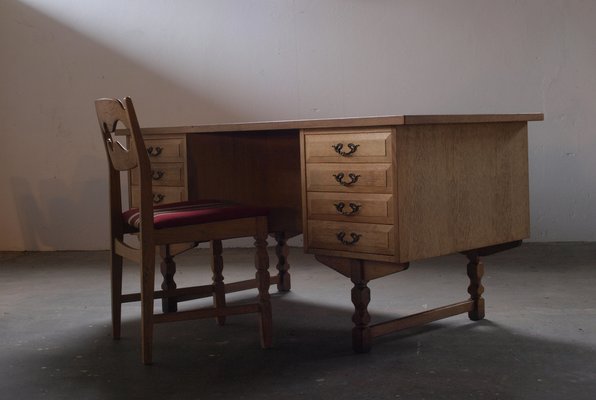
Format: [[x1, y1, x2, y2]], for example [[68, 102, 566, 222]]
[[396, 122, 530, 262]]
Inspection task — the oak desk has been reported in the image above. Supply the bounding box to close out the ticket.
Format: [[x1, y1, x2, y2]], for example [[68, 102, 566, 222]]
[[133, 113, 543, 352]]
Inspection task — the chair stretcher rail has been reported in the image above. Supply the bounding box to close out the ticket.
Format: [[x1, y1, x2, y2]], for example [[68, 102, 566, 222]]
[[119, 276, 279, 303]]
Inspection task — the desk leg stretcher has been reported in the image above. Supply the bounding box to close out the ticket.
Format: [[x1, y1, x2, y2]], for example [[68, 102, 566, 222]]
[[315, 241, 520, 353]]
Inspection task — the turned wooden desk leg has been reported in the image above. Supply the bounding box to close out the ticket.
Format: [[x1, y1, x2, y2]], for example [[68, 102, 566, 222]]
[[466, 254, 485, 321], [274, 232, 291, 292], [255, 220, 273, 348], [211, 240, 226, 325], [160, 246, 178, 313], [351, 263, 372, 353]]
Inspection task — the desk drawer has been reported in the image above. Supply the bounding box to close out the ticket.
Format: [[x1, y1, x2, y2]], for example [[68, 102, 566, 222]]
[[131, 186, 185, 208], [144, 138, 186, 162], [307, 192, 394, 223], [306, 163, 392, 193], [307, 220, 395, 255], [130, 163, 185, 186], [304, 129, 392, 163]]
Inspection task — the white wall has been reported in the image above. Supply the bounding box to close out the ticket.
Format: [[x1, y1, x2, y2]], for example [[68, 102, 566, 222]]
[[1, 0, 595, 250]]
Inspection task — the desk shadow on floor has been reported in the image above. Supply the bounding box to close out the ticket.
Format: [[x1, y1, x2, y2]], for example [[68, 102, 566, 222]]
[[1, 292, 595, 400]]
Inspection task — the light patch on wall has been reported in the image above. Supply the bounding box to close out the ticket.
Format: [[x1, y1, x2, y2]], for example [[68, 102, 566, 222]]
[[18, 0, 302, 120], [18, 0, 214, 92]]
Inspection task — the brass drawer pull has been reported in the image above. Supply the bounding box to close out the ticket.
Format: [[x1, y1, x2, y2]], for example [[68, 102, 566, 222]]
[[147, 146, 163, 157], [151, 170, 165, 180], [333, 172, 361, 186], [331, 143, 360, 157], [334, 202, 362, 216], [336, 232, 362, 245], [153, 193, 165, 203]]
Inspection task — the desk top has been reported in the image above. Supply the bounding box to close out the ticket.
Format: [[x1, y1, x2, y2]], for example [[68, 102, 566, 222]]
[[139, 113, 544, 135]]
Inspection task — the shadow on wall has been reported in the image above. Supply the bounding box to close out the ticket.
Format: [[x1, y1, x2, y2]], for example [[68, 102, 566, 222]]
[[11, 155, 107, 251], [4, 1, 245, 250]]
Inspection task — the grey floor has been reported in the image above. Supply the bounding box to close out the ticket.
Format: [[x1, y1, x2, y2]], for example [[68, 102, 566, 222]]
[[1, 243, 595, 400]]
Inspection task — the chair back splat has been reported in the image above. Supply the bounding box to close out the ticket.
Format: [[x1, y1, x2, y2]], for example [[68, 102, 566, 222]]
[[96, 97, 155, 242]]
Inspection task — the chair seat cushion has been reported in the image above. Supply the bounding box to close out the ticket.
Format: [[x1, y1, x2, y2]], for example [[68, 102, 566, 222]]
[[122, 200, 268, 230]]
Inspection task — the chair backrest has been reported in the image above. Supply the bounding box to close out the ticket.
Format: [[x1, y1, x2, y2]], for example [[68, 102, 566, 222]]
[[95, 97, 154, 237]]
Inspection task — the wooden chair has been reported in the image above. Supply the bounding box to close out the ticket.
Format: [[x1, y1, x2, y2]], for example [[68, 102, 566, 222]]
[[94, 97, 272, 364]]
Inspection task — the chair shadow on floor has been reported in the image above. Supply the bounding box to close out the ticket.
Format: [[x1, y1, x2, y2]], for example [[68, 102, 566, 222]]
[[4, 290, 596, 400]]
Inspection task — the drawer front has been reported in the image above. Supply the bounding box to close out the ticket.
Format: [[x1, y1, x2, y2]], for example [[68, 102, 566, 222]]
[[131, 186, 185, 208], [304, 129, 392, 163], [306, 163, 392, 193], [307, 192, 393, 223], [130, 163, 185, 186], [307, 220, 395, 255], [144, 138, 185, 162]]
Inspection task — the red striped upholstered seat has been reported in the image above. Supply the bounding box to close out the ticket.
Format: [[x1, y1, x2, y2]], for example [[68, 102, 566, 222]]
[[122, 200, 268, 230]]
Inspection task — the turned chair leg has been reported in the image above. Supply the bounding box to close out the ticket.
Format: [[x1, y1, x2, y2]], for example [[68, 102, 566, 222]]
[[110, 249, 123, 340], [160, 245, 178, 313], [255, 218, 272, 348], [210, 240, 226, 326]]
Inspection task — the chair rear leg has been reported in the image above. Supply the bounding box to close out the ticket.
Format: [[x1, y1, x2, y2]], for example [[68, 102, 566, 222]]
[[110, 250, 123, 339], [254, 217, 272, 348], [140, 247, 156, 365], [160, 245, 178, 313], [210, 240, 226, 325]]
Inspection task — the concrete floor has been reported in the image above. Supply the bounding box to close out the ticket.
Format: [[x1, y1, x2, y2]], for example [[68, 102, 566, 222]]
[[1, 243, 595, 399]]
